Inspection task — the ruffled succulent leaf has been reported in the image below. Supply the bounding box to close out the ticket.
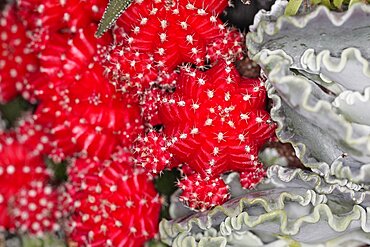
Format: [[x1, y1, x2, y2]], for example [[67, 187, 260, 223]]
[[247, 3, 370, 184], [161, 185, 370, 246], [267, 165, 370, 205], [96, 0, 134, 37], [249, 0, 288, 32], [283, 0, 369, 16], [299, 48, 370, 92], [334, 87, 370, 125], [248, 4, 370, 63], [161, 158, 370, 246], [349, 0, 364, 6]]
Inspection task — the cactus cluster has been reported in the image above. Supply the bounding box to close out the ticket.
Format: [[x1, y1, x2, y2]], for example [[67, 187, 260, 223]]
[[2, 0, 369, 245]]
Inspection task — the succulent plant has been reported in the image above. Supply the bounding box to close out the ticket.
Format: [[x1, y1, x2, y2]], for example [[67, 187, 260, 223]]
[[0, 133, 50, 232], [28, 24, 144, 162], [99, 0, 231, 71], [247, 1, 370, 185], [140, 88, 172, 127], [16, 0, 107, 32], [161, 174, 370, 246], [136, 60, 275, 211], [64, 157, 162, 247], [6, 0, 370, 245], [0, 4, 38, 104], [160, 2, 370, 246], [161, 164, 370, 246], [12, 181, 62, 236], [103, 27, 244, 94], [103, 45, 175, 95], [97, 0, 229, 38]]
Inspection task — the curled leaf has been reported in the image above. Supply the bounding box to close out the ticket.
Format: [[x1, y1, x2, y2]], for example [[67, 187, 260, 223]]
[[284, 0, 304, 15], [96, 0, 134, 37]]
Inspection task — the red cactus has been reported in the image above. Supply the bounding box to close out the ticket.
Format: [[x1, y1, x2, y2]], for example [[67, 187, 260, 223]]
[[239, 163, 267, 189], [36, 65, 143, 161], [12, 181, 62, 236], [23, 25, 109, 101], [133, 61, 275, 210], [0, 136, 50, 231], [38, 24, 111, 83], [139, 88, 172, 127], [205, 28, 245, 63], [103, 4, 243, 94], [160, 61, 275, 173], [103, 45, 159, 94], [114, 0, 230, 71], [29, 24, 143, 161], [117, 0, 229, 31], [65, 158, 161, 247], [134, 131, 173, 175], [0, 0, 274, 233], [17, 0, 107, 32], [178, 173, 229, 211], [103, 44, 180, 101], [0, 5, 38, 103], [14, 114, 52, 156]]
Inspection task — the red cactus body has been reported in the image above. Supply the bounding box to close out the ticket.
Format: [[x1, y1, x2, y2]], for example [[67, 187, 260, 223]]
[[65, 158, 161, 247], [178, 173, 230, 211], [134, 131, 173, 174], [205, 28, 245, 63], [0, 5, 38, 103], [36, 65, 143, 161], [118, 0, 229, 31], [14, 114, 52, 156], [139, 88, 173, 127], [114, 0, 229, 71], [239, 164, 267, 189], [29, 24, 143, 161], [17, 0, 107, 32], [103, 1, 242, 94], [103, 45, 159, 94], [151, 61, 275, 210], [0, 136, 50, 231], [160, 61, 275, 175], [18, 31, 71, 101], [38, 24, 111, 83], [12, 181, 62, 236], [23, 25, 109, 101], [103, 44, 180, 100]]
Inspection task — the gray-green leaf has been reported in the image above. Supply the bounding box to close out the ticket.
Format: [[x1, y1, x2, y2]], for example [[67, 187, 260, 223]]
[[95, 0, 134, 38]]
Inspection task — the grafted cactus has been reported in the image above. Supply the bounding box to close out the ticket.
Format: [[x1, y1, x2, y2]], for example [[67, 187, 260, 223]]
[[160, 2, 370, 246]]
